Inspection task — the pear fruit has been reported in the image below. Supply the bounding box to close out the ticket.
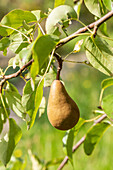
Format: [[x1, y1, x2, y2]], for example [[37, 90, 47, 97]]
[[47, 80, 80, 130]]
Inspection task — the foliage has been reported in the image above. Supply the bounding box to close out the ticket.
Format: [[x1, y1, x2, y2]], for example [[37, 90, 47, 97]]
[[0, 0, 113, 169]]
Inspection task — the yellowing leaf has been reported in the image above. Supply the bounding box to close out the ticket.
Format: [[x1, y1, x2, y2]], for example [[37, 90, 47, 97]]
[[73, 39, 83, 53]]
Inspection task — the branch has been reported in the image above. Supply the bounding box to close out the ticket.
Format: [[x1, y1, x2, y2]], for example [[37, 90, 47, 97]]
[[56, 10, 113, 49], [0, 59, 34, 93], [57, 114, 107, 170]]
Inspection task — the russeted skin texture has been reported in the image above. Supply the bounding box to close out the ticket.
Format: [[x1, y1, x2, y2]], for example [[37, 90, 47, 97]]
[[47, 80, 80, 130]]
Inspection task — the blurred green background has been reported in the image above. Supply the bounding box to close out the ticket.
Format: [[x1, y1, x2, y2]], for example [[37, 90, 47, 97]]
[[1, 0, 113, 169]]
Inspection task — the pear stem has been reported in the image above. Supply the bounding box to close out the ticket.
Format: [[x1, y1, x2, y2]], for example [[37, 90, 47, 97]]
[[54, 53, 63, 80]]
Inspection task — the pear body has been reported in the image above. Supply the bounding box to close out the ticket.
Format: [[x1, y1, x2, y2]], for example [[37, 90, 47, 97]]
[[47, 80, 80, 130]]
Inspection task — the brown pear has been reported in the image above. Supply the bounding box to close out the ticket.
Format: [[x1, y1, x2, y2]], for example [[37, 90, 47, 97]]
[[47, 80, 80, 130]]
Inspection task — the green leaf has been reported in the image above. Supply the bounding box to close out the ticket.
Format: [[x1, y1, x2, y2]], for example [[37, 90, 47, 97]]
[[0, 95, 10, 133], [0, 10, 37, 37], [84, 0, 102, 17], [54, 0, 66, 7], [74, 0, 83, 19], [73, 118, 85, 136], [99, 22, 108, 37], [28, 79, 44, 129], [5, 91, 26, 119], [5, 83, 26, 119], [0, 108, 4, 133], [0, 96, 10, 133], [102, 94, 113, 119], [38, 58, 49, 76], [22, 78, 43, 126], [22, 80, 36, 118], [1, 9, 37, 29], [45, 5, 77, 35], [31, 34, 59, 80], [0, 118, 22, 166], [44, 66, 57, 87], [84, 0, 109, 18], [0, 95, 10, 130], [103, 0, 112, 10], [38, 96, 46, 118], [31, 10, 47, 21], [8, 42, 33, 68], [45, 158, 63, 167], [101, 78, 113, 90], [63, 129, 74, 164], [10, 41, 29, 54], [65, 0, 74, 6], [0, 25, 12, 37], [9, 30, 30, 54], [84, 122, 110, 155], [6, 82, 19, 93], [99, 0, 108, 15], [0, 37, 11, 52], [85, 36, 113, 76]]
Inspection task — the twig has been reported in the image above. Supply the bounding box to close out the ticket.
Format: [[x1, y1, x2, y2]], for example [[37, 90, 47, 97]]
[[56, 10, 113, 49], [57, 114, 107, 170], [0, 59, 34, 93], [63, 59, 92, 66]]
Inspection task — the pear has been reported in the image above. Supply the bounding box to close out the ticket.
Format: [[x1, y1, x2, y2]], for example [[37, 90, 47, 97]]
[[47, 80, 80, 130]]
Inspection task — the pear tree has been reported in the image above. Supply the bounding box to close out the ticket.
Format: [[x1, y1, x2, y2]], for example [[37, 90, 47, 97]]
[[0, 0, 113, 169]]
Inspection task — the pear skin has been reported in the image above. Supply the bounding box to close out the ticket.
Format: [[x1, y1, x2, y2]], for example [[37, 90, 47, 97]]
[[47, 80, 80, 130]]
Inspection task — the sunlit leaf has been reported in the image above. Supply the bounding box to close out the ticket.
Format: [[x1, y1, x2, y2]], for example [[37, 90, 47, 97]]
[[103, 0, 112, 10], [28, 79, 44, 129], [65, 0, 74, 6], [10, 41, 29, 54], [101, 78, 113, 90], [6, 82, 19, 93], [31, 34, 59, 81], [45, 5, 77, 35], [84, 0, 102, 17], [22, 79, 39, 118], [38, 58, 49, 76], [38, 97, 46, 118], [73, 117, 85, 136], [1, 9, 37, 32], [84, 122, 110, 155], [54, 0, 66, 7], [8, 42, 33, 68], [99, 22, 108, 37], [31, 10, 47, 21], [0, 95, 10, 134], [44, 66, 57, 87], [0, 118, 22, 166], [73, 39, 83, 53], [102, 94, 113, 119], [0, 10, 37, 36], [0, 37, 11, 52], [74, 0, 83, 19], [85, 36, 113, 76], [5, 83, 26, 119], [63, 129, 74, 164]]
